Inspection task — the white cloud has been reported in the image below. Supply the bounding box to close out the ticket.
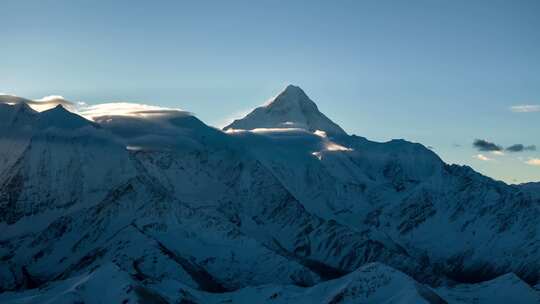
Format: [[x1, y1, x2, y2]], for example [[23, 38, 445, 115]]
[[78, 102, 186, 120], [226, 127, 307, 134], [314, 130, 327, 138], [510, 105, 540, 113], [33, 95, 76, 112], [0, 94, 191, 125], [35, 95, 66, 103], [311, 142, 352, 161], [0, 94, 76, 112], [491, 151, 505, 156], [525, 158, 540, 166], [475, 154, 493, 161], [325, 142, 352, 152]]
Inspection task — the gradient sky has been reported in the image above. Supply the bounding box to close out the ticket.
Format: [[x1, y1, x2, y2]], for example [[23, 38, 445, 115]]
[[2, 0, 539, 183]]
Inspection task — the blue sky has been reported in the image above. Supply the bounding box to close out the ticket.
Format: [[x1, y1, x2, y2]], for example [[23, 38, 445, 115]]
[[1, 0, 539, 183]]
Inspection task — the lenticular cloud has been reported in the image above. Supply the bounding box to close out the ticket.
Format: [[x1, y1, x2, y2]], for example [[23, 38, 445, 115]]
[[0, 93, 190, 122], [78, 102, 187, 120]]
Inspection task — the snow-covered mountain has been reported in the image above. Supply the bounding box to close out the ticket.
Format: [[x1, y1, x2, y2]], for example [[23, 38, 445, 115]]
[[225, 85, 347, 136], [0, 86, 538, 303]]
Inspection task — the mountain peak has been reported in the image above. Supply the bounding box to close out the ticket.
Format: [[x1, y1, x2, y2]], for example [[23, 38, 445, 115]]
[[225, 85, 346, 136], [11, 101, 37, 117], [51, 103, 68, 112], [280, 84, 308, 97], [0, 101, 38, 129], [38, 104, 96, 130], [266, 84, 318, 111]]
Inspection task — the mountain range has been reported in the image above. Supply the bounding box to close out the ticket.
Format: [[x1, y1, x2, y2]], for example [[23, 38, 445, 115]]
[[0, 85, 538, 303]]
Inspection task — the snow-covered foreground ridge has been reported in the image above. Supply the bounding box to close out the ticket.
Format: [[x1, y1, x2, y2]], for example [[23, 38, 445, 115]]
[[0, 85, 538, 303]]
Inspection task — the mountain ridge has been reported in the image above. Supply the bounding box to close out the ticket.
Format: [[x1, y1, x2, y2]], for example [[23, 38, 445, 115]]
[[0, 87, 538, 303]]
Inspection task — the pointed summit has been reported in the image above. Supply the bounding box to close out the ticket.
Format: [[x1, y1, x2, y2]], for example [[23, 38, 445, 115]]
[[224, 85, 346, 136], [0, 100, 38, 129], [277, 84, 312, 100], [267, 85, 319, 112], [10, 102, 38, 126], [38, 104, 96, 130]]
